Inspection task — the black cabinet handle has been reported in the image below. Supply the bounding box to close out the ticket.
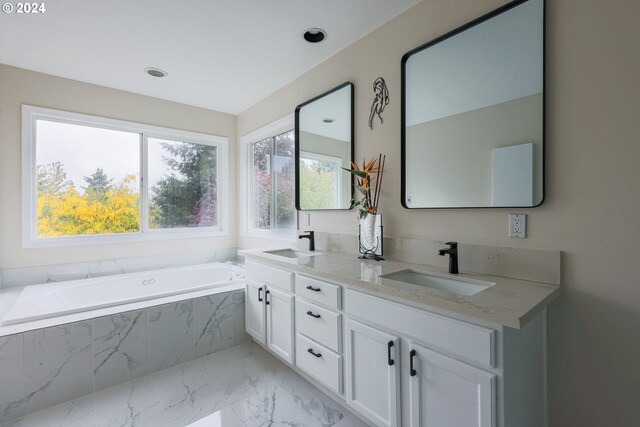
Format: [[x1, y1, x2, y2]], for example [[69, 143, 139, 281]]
[[307, 348, 322, 358], [258, 287, 263, 302], [265, 290, 270, 305], [410, 349, 417, 376], [306, 311, 321, 319], [306, 285, 321, 292], [387, 340, 395, 366]]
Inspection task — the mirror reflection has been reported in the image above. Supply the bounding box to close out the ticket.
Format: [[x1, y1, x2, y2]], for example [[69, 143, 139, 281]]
[[296, 82, 353, 210], [402, 0, 544, 208]]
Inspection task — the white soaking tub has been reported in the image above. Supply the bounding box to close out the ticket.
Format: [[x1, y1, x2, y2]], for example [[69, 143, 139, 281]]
[[1, 263, 245, 325]]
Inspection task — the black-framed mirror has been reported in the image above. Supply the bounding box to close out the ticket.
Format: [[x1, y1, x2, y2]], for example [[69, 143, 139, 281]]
[[295, 82, 354, 210], [401, 0, 544, 209]]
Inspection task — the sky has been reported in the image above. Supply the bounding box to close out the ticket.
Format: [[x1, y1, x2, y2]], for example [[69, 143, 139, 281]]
[[36, 120, 175, 192]]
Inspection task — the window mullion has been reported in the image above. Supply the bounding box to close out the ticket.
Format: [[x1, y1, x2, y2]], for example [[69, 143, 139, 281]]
[[140, 134, 148, 234], [271, 137, 276, 231]]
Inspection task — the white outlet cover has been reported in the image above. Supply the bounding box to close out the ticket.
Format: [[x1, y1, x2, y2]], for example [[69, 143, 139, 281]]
[[509, 213, 527, 238]]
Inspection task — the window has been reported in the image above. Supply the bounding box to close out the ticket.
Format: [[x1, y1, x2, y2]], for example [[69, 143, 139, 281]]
[[22, 106, 228, 247], [241, 115, 296, 239]]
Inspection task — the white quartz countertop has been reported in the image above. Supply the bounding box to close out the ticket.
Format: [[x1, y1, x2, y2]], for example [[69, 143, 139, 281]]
[[240, 248, 560, 329]]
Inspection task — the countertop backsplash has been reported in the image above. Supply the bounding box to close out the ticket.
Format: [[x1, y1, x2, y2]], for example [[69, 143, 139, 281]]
[[297, 231, 560, 285]]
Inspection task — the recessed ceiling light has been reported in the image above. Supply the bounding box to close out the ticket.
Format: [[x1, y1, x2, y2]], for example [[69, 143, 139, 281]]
[[304, 28, 326, 43], [322, 118, 335, 123], [145, 67, 167, 78]]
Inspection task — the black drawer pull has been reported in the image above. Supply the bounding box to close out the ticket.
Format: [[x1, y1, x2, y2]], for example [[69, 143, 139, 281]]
[[265, 290, 270, 305], [410, 349, 417, 376], [307, 348, 322, 358], [387, 340, 395, 366], [258, 287, 263, 302], [306, 311, 321, 319], [306, 285, 321, 292]]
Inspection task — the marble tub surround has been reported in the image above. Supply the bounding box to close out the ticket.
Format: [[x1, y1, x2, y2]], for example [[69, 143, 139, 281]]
[[1, 342, 365, 427], [0, 263, 245, 337], [0, 290, 248, 424], [299, 231, 560, 284], [0, 249, 238, 289], [241, 248, 560, 329]]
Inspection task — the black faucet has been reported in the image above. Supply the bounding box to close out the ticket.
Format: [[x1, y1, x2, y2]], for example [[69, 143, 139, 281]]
[[438, 241, 458, 274], [299, 231, 315, 251]]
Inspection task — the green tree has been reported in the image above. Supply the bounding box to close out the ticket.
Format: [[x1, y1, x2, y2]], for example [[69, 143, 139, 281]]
[[37, 161, 73, 195], [300, 162, 335, 209], [82, 168, 112, 202], [274, 133, 295, 228], [252, 139, 271, 229], [151, 142, 217, 228]]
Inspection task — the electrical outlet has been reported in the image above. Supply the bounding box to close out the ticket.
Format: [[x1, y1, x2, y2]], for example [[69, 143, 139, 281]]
[[305, 213, 311, 227], [509, 213, 526, 238]]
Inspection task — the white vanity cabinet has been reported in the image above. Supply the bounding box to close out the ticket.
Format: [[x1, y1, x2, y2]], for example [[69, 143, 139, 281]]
[[345, 318, 401, 427], [293, 274, 345, 395], [408, 342, 495, 427], [245, 280, 266, 344], [244, 257, 548, 427], [265, 287, 294, 363], [245, 261, 295, 363], [345, 288, 498, 427]]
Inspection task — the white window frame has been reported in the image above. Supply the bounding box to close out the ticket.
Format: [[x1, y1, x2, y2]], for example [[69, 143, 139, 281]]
[[240, 114, 297, 241], [300, 151, 344, 209], [22, 105, 229, 248]]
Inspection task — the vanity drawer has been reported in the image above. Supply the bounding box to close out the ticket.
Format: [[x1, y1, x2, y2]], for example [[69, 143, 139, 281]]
[[345, 289, 496, 368], [295, 299, 342, 353], [295, 275, 341, 310], [295, 333, 343, 394], [246, 260, 293, 292]]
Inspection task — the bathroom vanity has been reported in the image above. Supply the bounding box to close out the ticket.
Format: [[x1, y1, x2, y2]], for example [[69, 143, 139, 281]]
[[240, 248, 559, 427]]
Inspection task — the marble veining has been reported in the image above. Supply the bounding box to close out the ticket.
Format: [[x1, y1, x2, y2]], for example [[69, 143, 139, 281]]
[[148, 300, 195, 372], [23, 321, 94, 415], [193, 294, 235, 358], [94, 310, 149, 391], [231, 291, 248, 346], [0, 289, 247, 424], [0, 334, 25, 423], [1, 342, 362, 427], [94, 376, 163, 427], [2, 395, 95, 427]]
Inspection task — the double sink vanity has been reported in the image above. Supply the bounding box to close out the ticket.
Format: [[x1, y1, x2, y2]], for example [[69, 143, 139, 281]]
[[248, 1, 552, 425], [240, 245, 559, 427]]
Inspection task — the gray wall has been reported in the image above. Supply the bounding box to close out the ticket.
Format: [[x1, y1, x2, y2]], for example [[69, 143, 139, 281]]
[[237, 0, 640, 425]]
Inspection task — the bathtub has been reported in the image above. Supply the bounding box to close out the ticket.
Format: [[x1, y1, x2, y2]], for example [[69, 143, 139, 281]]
[[1, 263, 245, 326]]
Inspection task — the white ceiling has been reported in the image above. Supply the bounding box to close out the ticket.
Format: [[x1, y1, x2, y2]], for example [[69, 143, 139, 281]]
[[0, 0, 419, 115]]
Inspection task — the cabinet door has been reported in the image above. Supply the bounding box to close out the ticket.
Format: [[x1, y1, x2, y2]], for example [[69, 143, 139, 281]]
[[266, 287, 294, 364], [245, 281, 265, 344], [409, 343, 495, 427], [345, 318, 400, 427]]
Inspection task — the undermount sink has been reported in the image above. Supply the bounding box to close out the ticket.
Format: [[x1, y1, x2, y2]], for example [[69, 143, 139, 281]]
[[264, 249, 319, 259], [380, 269, 494, 296]]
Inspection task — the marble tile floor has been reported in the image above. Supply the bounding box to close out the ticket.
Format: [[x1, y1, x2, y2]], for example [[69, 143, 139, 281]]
[[0, 341, 369, 427]]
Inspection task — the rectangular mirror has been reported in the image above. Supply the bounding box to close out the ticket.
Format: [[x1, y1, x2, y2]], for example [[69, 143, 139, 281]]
[[401, 0, 544, 208], [295, 82, 354, 210]]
